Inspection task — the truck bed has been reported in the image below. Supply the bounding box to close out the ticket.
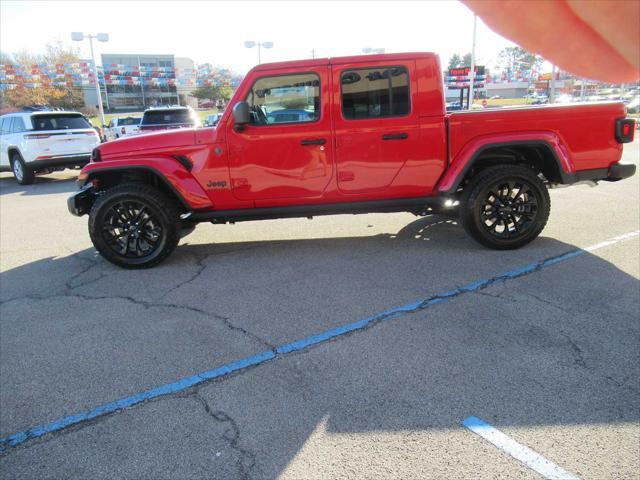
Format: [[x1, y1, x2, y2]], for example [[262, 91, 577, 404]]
[[448, 102, 625, 173]]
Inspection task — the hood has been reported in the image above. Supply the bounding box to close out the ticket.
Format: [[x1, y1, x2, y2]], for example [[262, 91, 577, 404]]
[[98, 128, 199, 157]]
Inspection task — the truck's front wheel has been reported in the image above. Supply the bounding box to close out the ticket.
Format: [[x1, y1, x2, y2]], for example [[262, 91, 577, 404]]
[[88, 183, 180, 268], [460, 165, 550, 249]]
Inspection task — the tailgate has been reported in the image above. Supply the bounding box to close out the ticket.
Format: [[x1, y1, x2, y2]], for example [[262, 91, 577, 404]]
[[27, 130, 99, 155], [29, 113, 100, 156]]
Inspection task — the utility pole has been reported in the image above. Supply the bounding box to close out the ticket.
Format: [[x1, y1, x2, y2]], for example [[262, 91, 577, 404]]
[[468, 14, 477, 110]]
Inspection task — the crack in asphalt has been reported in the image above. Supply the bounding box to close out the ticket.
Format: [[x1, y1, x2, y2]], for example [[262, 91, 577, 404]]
[[64, 256, 102, 291], [1, 231, 638, 453], [159, 252, 210, 301], [191, 392, 257, 480], [526, 292, 576, 315], [0, 291, 276, 351], [560, 332, 589, 369], [471, 287, 640, 397], [1, 247, 277, 350]]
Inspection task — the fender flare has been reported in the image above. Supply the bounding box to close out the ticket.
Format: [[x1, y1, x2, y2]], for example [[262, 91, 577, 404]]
[[80, 161, 213, 210], [437, 132, 575, 194]]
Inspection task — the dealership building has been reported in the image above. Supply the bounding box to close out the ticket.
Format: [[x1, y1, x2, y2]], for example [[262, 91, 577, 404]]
[[83, 54, 197, 111]]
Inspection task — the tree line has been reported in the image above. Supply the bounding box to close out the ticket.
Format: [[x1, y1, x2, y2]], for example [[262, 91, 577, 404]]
[[447, 46, 543, 76], [1, 40, 87, 113]]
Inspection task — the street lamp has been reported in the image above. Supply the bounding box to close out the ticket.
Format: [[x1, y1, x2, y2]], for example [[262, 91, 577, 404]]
[[468, 14, 477, 110], [362, 47, 385, 54], [244, 41, 273, 64], [72, 32, 109, 126]]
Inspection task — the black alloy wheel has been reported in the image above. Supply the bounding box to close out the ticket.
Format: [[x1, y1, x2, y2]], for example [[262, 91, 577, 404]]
[[479, 180, 539, 239], [88, 183, 180, 268], [460, 165, 550, 249], [101, 201, 163, 258]]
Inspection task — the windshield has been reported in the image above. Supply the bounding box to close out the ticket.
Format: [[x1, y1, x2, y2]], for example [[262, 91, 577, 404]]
[[142, 110, 194, 125], [30, 114, 93, 131]]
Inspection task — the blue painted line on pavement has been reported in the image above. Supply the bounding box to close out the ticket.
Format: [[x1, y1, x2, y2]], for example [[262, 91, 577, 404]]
[[1, 230, 637, 451], [0, 350, 275, 450]]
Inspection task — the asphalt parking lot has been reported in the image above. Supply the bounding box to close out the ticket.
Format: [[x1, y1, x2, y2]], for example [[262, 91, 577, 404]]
[[0, 139, 638, 479]]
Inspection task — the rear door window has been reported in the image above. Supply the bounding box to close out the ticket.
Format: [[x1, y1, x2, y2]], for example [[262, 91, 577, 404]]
[[11, 117, 26, 133], [31, 114, 93, 131], [341, 66, 410, 119], [5, 118, 15, 134]]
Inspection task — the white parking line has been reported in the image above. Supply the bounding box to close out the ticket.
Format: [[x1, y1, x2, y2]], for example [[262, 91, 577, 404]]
[[462, 416, 580, 480]]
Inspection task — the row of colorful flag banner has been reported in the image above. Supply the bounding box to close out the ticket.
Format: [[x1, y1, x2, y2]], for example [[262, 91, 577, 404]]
[[0, 61, 243, 90]]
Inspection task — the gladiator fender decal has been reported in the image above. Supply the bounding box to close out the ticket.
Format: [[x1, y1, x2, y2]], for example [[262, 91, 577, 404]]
[[437, 131, 574, 194], [81, 159, 213, 210]]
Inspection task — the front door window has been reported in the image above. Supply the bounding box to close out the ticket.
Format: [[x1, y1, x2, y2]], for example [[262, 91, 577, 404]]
[[246, 73, 320, 126]]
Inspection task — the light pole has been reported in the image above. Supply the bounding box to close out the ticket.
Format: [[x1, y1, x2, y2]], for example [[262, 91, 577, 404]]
[[468, 14, 477, 110], [362, 47, 385, 54], [244, 41, 273, 65], [72, 32, 108, 126]]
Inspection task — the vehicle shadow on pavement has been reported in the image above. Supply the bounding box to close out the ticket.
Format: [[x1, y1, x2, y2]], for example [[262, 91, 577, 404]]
[[0, 216, 638, 478], [0, 173, 78, 196]]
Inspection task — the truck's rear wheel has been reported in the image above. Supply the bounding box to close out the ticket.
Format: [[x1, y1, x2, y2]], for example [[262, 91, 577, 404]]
[[88, 183, 180, 268], [460, 165, 550, 249]]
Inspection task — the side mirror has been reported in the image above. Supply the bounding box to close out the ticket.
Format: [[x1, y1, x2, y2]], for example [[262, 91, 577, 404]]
[[232, 102, 250, 131]]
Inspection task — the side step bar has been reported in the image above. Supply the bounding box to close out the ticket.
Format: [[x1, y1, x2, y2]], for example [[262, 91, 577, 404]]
[[189, 196, 452, 224]]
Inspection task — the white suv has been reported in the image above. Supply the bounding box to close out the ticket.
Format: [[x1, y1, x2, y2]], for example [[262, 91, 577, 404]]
[[104, 116, 141, 141], [0, 111, 100, 184]]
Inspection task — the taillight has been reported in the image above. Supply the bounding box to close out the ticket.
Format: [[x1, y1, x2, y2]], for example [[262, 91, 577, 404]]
[[615, 118, 635, 143], [91, 148, 101, 162], [24, 133, 51, 140]]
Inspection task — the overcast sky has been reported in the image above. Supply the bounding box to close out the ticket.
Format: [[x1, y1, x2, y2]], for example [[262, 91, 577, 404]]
[[1, 0, 520, 72]]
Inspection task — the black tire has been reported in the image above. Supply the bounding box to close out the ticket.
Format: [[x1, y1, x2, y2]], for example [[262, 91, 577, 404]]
[[88, 183, 180, 268], [10, 152, 35, 185], [460, 164, 550, 249]]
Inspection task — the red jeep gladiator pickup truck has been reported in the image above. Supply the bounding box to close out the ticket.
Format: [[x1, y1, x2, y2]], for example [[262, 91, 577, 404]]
[[68, 52, 636, 268]]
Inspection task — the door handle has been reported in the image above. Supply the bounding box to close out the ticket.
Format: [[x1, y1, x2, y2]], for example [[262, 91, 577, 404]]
[[382, 133, 408, 140], [300, 138, 326, 145]]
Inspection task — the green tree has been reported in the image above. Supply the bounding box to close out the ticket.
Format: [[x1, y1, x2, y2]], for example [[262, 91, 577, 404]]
[[0, 51, 14, 65], [447, 53, 473, 70], [190, 85, 233, 104], [498, 46, 543, 80], [2, 40, 80, 66], [43, 38, 81, 65], [447, 54, 462, 70], [1, 39, 85, 110], [2, 86, 84, 110]]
